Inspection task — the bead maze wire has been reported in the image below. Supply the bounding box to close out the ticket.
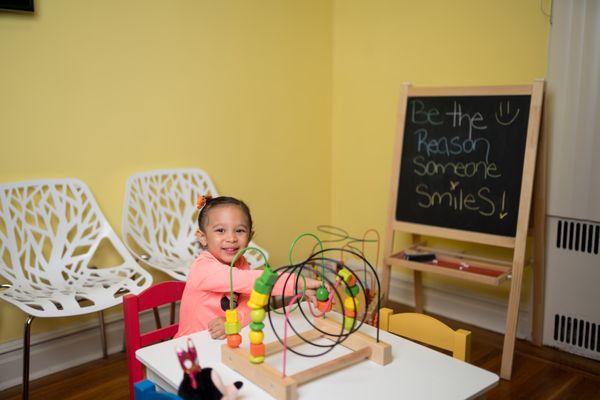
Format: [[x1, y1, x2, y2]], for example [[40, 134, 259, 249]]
[[226, 227, 382, 378]]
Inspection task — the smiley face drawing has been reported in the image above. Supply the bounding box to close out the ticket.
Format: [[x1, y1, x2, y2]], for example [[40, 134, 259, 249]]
[[495, 101, 520, 126]]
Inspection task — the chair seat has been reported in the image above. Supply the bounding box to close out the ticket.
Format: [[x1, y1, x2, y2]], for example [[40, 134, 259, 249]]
[[0, 264, 150, 317]]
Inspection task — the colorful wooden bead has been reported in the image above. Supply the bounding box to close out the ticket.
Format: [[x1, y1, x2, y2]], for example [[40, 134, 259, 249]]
[[317, 300, 331, 313], [316, 286, 329, 301], [258, 268, 279, 286], [337, 268, 353, 283], [227, 334, 242, 348], [346, 274, 357, 286], [249, 321, 265, 331], [345, 285, 360, 297], [249, 355, 265, 364], [253, 279, 271, 295], [344, 308, 356, 318], [343, 317, 355, 331], [249, 290, 269, 307], [250, 308, 266, 322], [247, 300, 262, 310], [249, 330, 264, 344], [250, 343, 266, 357], [225, 309, 238, 323], [224, 321, 241, 335], [344, 296, 358, 310]]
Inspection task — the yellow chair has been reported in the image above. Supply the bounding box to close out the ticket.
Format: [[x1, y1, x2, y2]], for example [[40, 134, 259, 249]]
[[379, 308, 471, 362]]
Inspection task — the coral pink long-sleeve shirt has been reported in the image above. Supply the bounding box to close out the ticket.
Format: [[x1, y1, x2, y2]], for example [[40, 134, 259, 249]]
[[175, 251, 297, 338]]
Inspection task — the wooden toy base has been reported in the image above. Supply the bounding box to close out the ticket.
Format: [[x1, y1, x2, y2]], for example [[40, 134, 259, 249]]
[[221, 318, 392, 400]]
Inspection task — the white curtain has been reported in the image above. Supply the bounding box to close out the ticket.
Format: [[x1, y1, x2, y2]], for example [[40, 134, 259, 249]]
[[546, 0, 600, 222]]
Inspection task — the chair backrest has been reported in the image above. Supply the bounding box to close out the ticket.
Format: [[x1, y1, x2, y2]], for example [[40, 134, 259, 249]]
[[122, 168, 268, 280], [0, 179, 151, 317], [124, 281, 186, 400], [379, 308, 471, 361]]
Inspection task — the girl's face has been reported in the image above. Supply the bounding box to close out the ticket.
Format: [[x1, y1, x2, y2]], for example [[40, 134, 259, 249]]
[[196, 205, 252, 265]]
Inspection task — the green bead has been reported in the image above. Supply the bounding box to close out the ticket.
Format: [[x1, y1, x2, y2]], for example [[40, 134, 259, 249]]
[[249, 321, 265, 331], [316, 286, 329, 301], [344, 317, 355, 331], [224, 321, 241, 335], [253, 278, 272, 295], [250, 308, 266, 323], [259, 269, 279, 286], [345, 285, 360, 297]]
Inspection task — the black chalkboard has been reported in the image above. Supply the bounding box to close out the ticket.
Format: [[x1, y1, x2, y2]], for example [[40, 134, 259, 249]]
[[395, 95, 531, 237]]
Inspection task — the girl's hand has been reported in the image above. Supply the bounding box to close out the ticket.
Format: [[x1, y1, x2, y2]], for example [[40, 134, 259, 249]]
[[302, 277, 325, 291], [208, 317, 226, 340], [302, 278, 329, 307]]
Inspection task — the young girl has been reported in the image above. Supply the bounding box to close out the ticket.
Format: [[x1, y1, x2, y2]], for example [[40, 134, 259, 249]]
[[176, 195, 321, 339]]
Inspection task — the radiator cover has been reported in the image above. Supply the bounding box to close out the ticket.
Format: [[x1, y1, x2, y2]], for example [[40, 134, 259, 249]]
[[543, 216, 600, 360]]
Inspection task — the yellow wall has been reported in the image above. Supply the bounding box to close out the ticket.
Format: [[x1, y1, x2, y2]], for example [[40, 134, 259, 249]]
[[331, 0, 551, 299], [0, 0, 332, 343]]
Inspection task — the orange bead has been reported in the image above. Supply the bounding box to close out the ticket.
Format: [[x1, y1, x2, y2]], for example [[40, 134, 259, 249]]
[[347, 274, 356, 286], [344, 309, 356, 318], [317, 301, 331, 313], [250, 343, 266, 357], [227, 334, 242, 348]]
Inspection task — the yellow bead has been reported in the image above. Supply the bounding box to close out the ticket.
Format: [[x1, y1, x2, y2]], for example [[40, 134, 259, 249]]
[[249, 330, 264, 344], [225, 309, 238, 323], [337, 268, 352, 283], [249, 355, 265, 364], [249, 290, 269, 307], [344, 317, 355, 331], [344, 296, 358, 311], [247, 300, 262, 310], [250, 308, 266, 323]]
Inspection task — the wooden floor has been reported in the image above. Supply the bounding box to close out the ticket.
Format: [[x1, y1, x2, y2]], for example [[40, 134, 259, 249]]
[[1, 302, 599, 399]]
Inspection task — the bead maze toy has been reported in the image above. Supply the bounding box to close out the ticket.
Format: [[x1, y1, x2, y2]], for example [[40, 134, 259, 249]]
[[220, 231, 391, 400]]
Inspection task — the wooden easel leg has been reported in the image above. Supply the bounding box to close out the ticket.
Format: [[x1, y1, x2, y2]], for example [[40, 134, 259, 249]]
[[500, 263, 525, 380], [414, 271, 424, 313], [381, 229, 396, 305], [381, 264, 391, 304]]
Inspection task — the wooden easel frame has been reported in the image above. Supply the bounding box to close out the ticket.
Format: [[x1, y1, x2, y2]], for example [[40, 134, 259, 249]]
[[381, 80, 545, 380], [221, 318, 392, 400]]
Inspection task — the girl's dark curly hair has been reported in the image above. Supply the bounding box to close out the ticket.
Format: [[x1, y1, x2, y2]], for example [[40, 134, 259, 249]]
[[197, 196, 253, 233]]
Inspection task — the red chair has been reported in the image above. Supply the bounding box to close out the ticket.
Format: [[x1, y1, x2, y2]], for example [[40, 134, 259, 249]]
[[124, 281, 186, 400]]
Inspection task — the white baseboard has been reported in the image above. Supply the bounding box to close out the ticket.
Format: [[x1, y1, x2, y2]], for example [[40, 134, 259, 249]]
[[388, 273, 531, 340], [0, 307, 170, 392], [1, 276, 531, 392]]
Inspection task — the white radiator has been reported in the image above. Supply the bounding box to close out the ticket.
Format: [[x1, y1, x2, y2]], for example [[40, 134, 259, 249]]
[[543, 217, 600, 360]]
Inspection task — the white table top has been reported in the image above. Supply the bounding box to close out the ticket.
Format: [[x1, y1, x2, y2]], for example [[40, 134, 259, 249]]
[[137, 305, 498, 399]]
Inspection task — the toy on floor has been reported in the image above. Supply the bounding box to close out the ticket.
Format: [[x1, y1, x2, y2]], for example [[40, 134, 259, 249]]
[[176, 338, 243, 400]]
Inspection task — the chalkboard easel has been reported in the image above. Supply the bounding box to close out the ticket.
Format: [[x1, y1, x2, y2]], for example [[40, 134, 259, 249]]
[[382, 80, 545, 380]]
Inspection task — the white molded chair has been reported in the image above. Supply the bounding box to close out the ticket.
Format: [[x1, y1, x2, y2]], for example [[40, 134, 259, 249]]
[[122, 169, 268, 281], [0, 179, 153, 400]]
